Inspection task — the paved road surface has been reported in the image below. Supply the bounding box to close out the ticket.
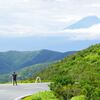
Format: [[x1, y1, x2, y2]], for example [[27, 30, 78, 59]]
[[0, 83, 49, 100]]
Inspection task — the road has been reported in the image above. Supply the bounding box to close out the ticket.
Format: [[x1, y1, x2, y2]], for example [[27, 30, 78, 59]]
[[0, 83, 49, 100]]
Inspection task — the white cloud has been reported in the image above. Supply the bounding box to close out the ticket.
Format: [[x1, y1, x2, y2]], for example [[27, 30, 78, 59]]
[[60, 24, 100, 40], [0, 23, 100, 40], [0, 0, 100, 39]]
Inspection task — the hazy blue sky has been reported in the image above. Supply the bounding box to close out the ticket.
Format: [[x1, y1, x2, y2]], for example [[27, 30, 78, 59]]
[[0, 0, 100, 51], [0, 37, 100, 52]]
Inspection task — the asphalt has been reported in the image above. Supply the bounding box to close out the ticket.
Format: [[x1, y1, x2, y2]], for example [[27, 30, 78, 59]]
[[0, 83, 49, 100]]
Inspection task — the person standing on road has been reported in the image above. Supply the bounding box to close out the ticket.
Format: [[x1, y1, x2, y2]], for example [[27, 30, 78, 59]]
[[12, 72, 17, 86]]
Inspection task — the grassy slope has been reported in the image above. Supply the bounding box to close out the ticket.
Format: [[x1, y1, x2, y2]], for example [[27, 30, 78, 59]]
[[17, 62, 52, 82], [71, 95, 85, 100], [35, 44, 100, 82], [33, 44, 100, 100], [22, 91, 58, 100]]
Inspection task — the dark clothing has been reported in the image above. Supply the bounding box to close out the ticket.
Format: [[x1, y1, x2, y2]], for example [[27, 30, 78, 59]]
[[12, 73, 17, 86], [12, 74, 17, 80]]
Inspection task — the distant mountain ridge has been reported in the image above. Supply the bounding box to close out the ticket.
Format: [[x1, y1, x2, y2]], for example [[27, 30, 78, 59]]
[[67, 16, 100, 29], [0, 49, 76, 74]]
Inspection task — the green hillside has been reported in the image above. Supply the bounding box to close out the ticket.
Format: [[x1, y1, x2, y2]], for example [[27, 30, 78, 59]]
[[0, 63, 51, 83], [0, 50, 40, 73], [0, 50, 75, 74], [17, 62, 53, 82], [0, 50, 75, 82], [34, 44, 100, 100]]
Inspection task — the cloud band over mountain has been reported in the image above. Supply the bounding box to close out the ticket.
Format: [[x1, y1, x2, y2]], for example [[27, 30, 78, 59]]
[[0, 0, 100, 40]]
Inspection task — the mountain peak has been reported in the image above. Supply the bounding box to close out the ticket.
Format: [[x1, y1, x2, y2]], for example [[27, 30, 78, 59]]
[[67, 15, 100, 29], [39, 49, 62, 54]]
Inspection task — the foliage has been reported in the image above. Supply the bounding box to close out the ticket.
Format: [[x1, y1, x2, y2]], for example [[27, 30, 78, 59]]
[[36, 44, 100, 100], [71, 95, 85, 100], [22, 91, 58, 100]]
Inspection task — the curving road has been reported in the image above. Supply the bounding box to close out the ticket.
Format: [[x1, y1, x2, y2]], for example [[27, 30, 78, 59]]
[[0, 83, 49, 100]]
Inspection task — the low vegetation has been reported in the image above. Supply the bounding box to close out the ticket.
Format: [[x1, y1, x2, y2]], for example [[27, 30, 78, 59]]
[[71, 95, 85, 100], [22, 91, 58, 100], [33, 44, 100, 100]]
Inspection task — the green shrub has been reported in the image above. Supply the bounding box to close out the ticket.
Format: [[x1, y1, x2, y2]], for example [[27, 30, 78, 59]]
[[22, 91, 58, 100], [71, 95, 85, 100]]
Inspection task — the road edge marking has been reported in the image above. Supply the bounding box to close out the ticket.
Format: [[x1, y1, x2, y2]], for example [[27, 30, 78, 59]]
[[15, 94, 32, 100]]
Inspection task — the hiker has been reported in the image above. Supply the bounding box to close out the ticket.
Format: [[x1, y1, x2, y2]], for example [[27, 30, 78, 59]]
[[12, 72, 17, 86]]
